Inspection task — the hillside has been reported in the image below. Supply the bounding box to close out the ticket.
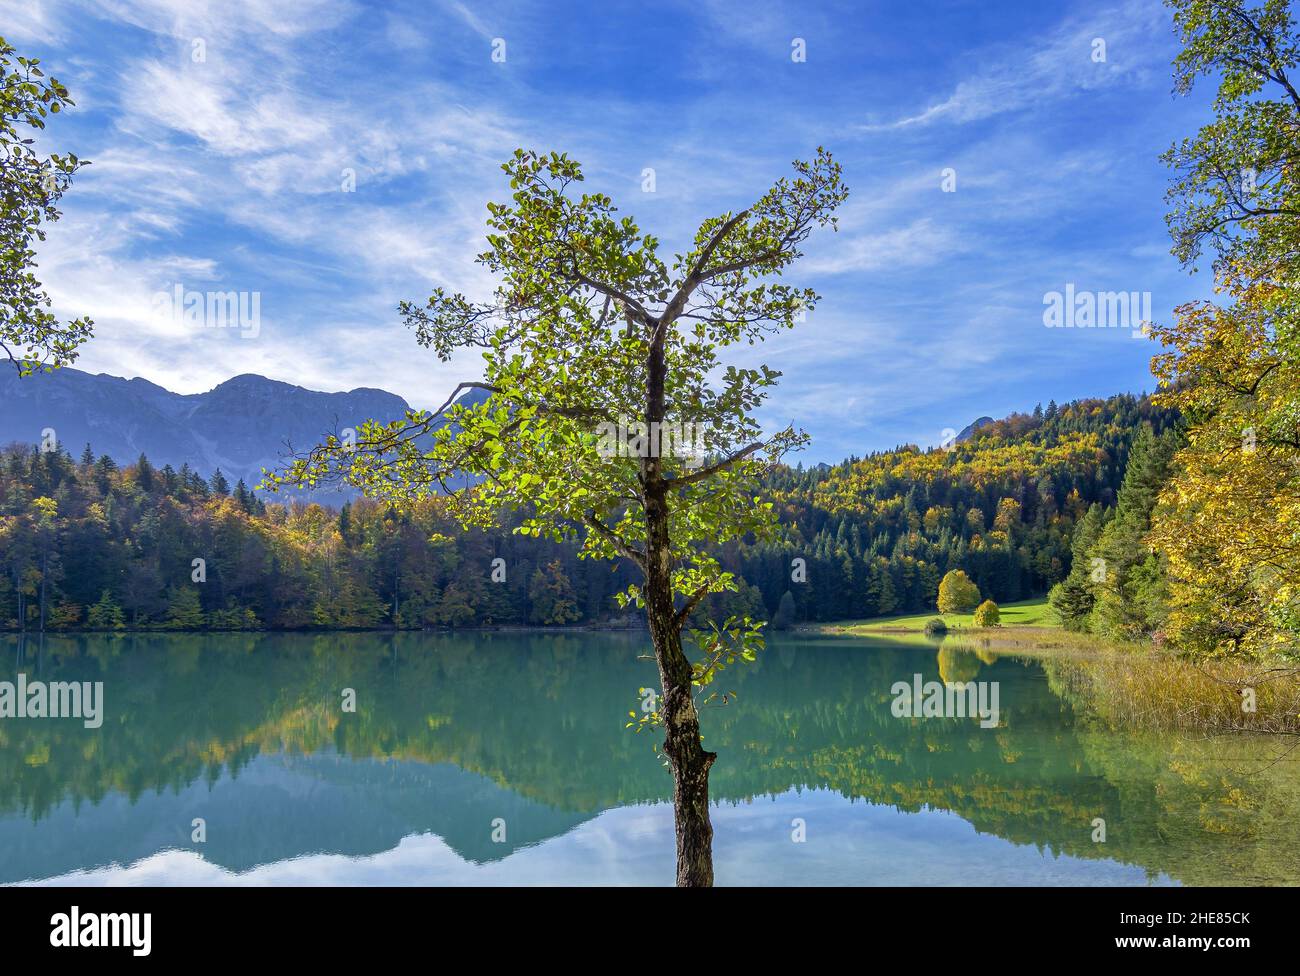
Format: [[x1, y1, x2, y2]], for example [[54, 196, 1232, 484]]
[[0, 387, 1175, 631]]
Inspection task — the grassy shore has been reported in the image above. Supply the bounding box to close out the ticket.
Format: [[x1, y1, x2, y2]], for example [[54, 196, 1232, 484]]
[[803, 596, 1056, 637], [801, 596, 1300, 736]]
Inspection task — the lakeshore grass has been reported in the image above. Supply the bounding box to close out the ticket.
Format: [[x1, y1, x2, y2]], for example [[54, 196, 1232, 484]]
[[801, 597, 1300, 736], [805, 596, 1056, 637]]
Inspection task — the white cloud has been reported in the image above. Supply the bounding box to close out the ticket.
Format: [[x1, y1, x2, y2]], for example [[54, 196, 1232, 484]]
[[802, 218, 963, 275], [862, 0, 1167, 130], [3, 0, 67, 43]]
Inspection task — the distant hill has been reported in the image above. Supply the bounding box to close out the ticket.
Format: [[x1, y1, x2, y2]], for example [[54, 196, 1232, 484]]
[[0, 368, 481, 496], [955, 416, 995, 442]]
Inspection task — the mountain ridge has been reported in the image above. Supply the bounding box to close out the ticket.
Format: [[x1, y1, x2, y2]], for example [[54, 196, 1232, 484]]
[[1, 367, 1001, 491], [0, 367, 422, 494]]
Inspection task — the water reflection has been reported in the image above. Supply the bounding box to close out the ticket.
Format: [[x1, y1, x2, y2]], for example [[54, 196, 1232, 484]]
[[1, 632, 1295, 885]]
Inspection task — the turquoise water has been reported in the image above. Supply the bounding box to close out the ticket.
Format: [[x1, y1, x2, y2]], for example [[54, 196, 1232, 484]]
[[2, 632, 1295, 885]]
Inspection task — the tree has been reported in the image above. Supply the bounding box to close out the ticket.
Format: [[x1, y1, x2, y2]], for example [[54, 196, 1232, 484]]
[[163, 585, 204, 630], [1148, 0, 1300, 655], [0, 37, 91, 374], [269, 147, 847, 886], [528, 559, 582, 625], [1162, 0, 1299, 281], [771, 590, 797, 630], [873, 563, 898, 615], [973, 599, 1000, 627], [1149, 276, 1298, 653], [937, 569, 980, 614], [1089, 425, 1181, 641], [31, 495, 58, 632], [1048, 503, 1107, 630], [86, 589, 124, 630], [135, 453, 154, 492]]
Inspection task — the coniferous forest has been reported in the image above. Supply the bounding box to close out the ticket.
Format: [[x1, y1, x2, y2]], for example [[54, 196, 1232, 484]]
[[0, 390, 1174, 633]]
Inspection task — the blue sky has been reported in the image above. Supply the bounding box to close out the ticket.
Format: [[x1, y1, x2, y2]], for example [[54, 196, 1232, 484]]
[[11, 0, 1215, 463]]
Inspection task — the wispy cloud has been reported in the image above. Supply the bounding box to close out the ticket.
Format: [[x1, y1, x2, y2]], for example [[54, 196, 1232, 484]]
[[16, 0, 1200, 460], [861, 0, 1168, 130]]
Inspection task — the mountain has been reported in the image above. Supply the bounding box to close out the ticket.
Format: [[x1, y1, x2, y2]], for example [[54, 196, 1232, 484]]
[[955, 416, 995, 443], [0, 367, 440, 494]]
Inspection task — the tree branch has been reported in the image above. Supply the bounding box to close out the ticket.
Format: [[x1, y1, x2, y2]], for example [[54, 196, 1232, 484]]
[[583, 512, 646, 568], [664, 441, 764, 488]]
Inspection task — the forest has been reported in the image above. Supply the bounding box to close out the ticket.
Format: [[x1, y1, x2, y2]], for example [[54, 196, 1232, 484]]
[[0, 390, 1175, 634]]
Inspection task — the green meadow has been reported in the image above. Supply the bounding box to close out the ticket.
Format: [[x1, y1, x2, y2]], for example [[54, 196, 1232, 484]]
[[810, 596, 1057, 636]]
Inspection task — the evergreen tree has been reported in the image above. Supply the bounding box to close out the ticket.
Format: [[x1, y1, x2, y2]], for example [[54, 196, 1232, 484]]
[[163, 586, 205, 630], [1048, 503, 1106, 630], [136, 454, 155, 492], [1088, 425, 1181, 641], [772, 590, 797, 630], [86, 589, 125, 630]]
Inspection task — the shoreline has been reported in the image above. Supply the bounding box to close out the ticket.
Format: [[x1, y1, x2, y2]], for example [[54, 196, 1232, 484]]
[[797, 621, 1124, 658]]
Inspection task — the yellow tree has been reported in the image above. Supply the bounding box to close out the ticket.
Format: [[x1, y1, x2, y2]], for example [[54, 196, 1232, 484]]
[[1149, 0, 1300, 655], [1148, 273, 1299, 654], [937, 569, 981, 614]]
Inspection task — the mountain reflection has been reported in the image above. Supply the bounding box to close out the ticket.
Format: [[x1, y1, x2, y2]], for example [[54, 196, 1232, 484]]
[[1, 632, 1296, 885]]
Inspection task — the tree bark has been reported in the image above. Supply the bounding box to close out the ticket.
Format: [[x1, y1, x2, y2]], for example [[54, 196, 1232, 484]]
[[644, 481, 716, 887], [642, 312, 716, 887]]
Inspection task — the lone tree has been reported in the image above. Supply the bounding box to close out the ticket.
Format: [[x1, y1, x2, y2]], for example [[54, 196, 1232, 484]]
[[937, 569, 981, 615], [973, 599, 1001, 628], [269, 147, 846, 886], [0, 36, 91, 375]]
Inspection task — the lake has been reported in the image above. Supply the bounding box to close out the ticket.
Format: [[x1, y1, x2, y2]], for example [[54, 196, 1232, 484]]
[[2, 631, 1296, 886]]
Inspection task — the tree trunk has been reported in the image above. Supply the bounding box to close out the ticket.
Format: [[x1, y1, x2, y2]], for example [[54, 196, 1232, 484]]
[[642, 307, 716, 886], [39, 548, 48, 634], [14, 568, 26, 634], [644, 480, 716, 887]]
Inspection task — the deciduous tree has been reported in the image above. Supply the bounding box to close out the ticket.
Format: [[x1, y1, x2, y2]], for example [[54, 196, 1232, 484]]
[[0, 37, 90, 374], [268, 147, 847, 886], [937, 569, 981, 614]]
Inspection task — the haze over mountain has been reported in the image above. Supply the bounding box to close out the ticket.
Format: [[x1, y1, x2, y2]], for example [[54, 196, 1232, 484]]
[[2, 366, 1003, 491], [2, 369, 1003, 495], [0, 368, 428, 495]]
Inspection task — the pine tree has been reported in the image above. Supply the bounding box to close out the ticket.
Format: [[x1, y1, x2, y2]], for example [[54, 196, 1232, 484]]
[[1088, 425, 1181, 641], [163, 586, 205, 630], [86, 589, 125, 630], [1048, 503, 1107, 630], [136, 454, 155, 492]]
